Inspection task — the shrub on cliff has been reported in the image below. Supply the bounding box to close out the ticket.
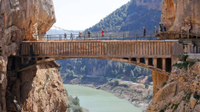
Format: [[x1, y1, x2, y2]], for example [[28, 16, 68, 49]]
[[64, 70, 75, 79], [72, 96, 80, 106], [73, 106, 83, 112], [173, 60, 196, 70], [109, 80, 119, 86], [173, 53, 198, 70], [179, 53, 188, 61]]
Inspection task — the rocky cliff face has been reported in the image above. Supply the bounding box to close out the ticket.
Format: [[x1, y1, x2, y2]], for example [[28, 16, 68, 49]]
[[0, 0, 67, 112], [151, 71, 168, 96], [147, 62, 200, 112], [18, 62, 67, 112], [162, 0, 200, 35]]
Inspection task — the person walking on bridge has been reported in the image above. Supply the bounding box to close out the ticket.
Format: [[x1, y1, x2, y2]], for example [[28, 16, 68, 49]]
[[64, 33, 67, 39], [101, 28, 104, 37], [88, 30, 91, 38], [164, 23, 167, 32], [189, 24, 192, 33], [79, 31, 82, 38], [70, 33, 73, 40], [159, 23, 163, 32], [154, 26, 158, 34], [143, 27, 146, 37]]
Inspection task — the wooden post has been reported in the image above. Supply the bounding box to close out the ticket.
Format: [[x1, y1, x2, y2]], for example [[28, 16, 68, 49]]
[[145, 58, 149, 65], [21, 57, 24, 65], [137, 58, 140, 63], [162, 58, 166, 71], [153, 58, 157, 68], [188, 45, 190, 53]]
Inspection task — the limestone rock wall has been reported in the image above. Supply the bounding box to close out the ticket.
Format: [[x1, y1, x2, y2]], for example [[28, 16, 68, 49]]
[[18, 62, 67, 112], [152, 71, 169, 96], [1, 0, 56, 40], [162, 0, 200, 35], [147, 62, 200, 112], [6, 59, 67, 112], [0, 0, 67, 112]]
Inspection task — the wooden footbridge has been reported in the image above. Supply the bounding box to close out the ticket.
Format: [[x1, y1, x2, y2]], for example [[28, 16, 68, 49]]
[[18, 37, 184, 75]]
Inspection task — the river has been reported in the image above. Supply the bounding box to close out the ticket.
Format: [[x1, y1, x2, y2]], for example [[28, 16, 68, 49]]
[[64, 84, 142, 112]]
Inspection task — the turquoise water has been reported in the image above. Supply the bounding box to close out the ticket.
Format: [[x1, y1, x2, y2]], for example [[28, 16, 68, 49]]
[[64, 84, 142, 112]]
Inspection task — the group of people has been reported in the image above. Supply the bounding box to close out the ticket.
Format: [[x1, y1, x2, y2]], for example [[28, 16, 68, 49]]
[[64, 29, 105, 39], [65, 23, 193, 39], [159, 23, 167, 32], [87, 28, 104, 38], [142, 23, 167, 37], [156, 23, 192, 34]]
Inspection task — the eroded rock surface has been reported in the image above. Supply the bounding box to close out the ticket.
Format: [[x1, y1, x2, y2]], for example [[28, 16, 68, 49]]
[[0, 0, 67, 112], [162, 0, 200, 35], [147, 62, 200, 112], [18, 62, 67, 112]]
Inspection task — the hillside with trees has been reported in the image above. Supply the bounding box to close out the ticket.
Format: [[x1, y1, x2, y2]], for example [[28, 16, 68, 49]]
[[57, 59, 152, 84], [85, 0, 162, 33]]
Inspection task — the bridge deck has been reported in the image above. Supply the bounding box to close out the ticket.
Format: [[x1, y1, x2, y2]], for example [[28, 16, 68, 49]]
[[18, 40, 184, 74], [20, 40, 180, 58]]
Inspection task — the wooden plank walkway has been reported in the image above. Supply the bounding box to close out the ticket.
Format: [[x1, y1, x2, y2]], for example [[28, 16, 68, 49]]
[[20, 40, 180, 58]]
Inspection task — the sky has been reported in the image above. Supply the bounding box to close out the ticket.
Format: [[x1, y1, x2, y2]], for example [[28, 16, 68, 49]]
[[52, 0, 130, 31]]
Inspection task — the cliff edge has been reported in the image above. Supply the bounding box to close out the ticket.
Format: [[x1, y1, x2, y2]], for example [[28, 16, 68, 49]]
[[162, 0, 200, 35], [147, 62, 200, 112], [0, 0, 67, 111]]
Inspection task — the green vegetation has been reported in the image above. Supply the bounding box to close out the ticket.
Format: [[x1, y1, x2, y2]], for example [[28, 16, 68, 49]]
[[186, 93, 192, 102], [173, 61, 196, 70], [38, 87, 44, 93], [179, 53, 188, 61], [159, 109, 165, 112], [171, 103, 180, 111], [162, 82, 167, 87], [145, 84, 149, 89], [85, 0, 162, 32], [173, 54, 198, 70], [109, 80, 119, 86], [57, 59, 152, 84], [194, 91, 200, 100], [66, 89, 83, 112], [63, 70, 75, 79]]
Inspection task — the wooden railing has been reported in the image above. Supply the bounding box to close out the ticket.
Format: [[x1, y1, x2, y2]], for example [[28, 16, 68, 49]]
[[20, 40, 174, 58], [184, 45, 200, 54], [39, 32, 157, 41], [156, 31, 200, 39]]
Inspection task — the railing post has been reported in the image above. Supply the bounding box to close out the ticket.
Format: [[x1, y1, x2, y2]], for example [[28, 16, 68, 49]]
[[124, 34, 126, 40], [196, 30, 198, 39], [150, 34, 152, 40], [123, 34, 125, 40], [188, 45, 190, 53], [136, 34, 137, 40]]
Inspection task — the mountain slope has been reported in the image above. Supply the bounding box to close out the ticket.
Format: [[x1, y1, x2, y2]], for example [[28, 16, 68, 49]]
[[86, 0, 162, 33]]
